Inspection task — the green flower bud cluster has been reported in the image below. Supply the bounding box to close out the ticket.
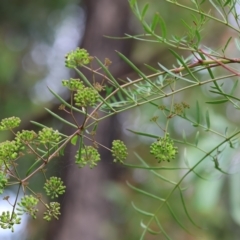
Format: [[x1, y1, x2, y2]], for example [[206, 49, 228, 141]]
[[0, 173, 8, 194], [111, 140, 128, 163], [43, 202, 61, 221], [0, 117, 21, 130], [38, 128, 61, 145], [150, 133, 178, 162], [0, 140, 21, 163], [65, 48, 91, 68], [16, 130, 37, 144], [74, 87, 99, 107], [62, 78, 84, 91], [44, 177, 66, 199], [62, 78, 100, 107], [0, 211, 21, 232], [17, 195, 39, 219], [75, 146, 100, 168]]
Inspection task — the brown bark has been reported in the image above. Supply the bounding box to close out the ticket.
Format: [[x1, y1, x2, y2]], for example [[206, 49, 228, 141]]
[[45, 1, 133, 240]]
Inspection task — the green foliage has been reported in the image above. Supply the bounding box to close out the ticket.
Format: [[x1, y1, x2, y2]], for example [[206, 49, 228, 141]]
[[1, 0, 240, 238]]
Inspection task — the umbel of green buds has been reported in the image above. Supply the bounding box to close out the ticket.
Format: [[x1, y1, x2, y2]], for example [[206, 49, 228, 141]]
[[65, 48, 92, 68], [62, 78, 100, 107], [38, 128, 62, 146], [0, 117, 21, 130], [150, 133, 178, 162], [17, 195, 39, 219], [74, 87, 99, 107], [44, 177, 66, 199], [0, 211, 21, 232], [75, 146, 100, 168], [43, 202, 61, 221], [62, 78, 84, 91], [111, 140, 128, 163]]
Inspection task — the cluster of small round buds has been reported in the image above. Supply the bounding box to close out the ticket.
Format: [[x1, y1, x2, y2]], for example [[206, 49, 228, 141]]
[[38, 128, 61, 145], [62, 78, 84, 91], [74, 88, 99, 107], [75, 146, 100, 169], [17, 195, 39, 219], [65, 48, 92, 68], [15, 130, 37, 144], [43, 202, 61, 221], [0, 117, 21, 130], [111, 140, 128, 163], [150, 133, 178, 162], [44, 177, 66, 199]]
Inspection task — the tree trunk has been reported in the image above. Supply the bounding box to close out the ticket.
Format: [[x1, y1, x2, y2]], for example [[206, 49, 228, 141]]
[[46, 1, 133, 240]]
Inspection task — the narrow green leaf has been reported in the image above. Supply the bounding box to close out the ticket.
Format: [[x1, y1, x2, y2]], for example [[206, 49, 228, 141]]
[[144, 63, 160, 73], [127, 181, 165, 201], [151, 13, 159, 31], [131, 202, 153, 217], [224, 0, 231, 6], [158, 62, 196, 83], [154, 217, 172, 240], [123, 162, 188, 170], [47, 87, 92, 116], [117, 51, 162, 91], [135, 153, 177, 185], [178, 187, 202, 229], [195, 131, 199, 146], [195, 29, 201, 46], [71, 135, 78, 145], [222, 36, 232, 52], [205, 110, 210, 130], [94, 58, 120, 88], [183, 148, 190, 168], [158, 15, 167, 39], [92, 122, 98, 132], [169, 49, 199, 82], [209, 0, 226, 21], [181, 19, 192, 31], [59, 145, 65, 156], [182, 130, 187, 143], [45, 108, 78, 128], [30, 121, 48, 129], [167, 202, 193, 235], [230, 80, 238, 95], [209, 90, 240, 101], [140, 221, 161, 235], [225, 127, 228, 136], [76, 135, 83, 163], [127, 128, 159, 139], [196, 101, 200, 125], [129, 0, 137, 7], [26, 160, 41, 176], [141, 3, 149, 19], [205, 99, 228, 104]]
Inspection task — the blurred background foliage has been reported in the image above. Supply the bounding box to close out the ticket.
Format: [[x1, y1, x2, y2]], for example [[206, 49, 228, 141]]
[[1, 0, 240, 239]]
